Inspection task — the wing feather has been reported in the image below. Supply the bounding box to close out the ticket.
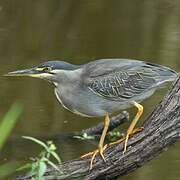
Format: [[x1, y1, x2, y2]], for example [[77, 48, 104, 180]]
[[88, 71, 155, 100], [82, 59, 176, 101]]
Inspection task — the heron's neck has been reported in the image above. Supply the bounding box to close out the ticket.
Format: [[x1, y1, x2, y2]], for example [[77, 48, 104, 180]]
[[53, 68, 83, 86]]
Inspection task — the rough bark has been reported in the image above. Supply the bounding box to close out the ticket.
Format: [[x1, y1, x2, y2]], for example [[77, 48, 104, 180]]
[[15, 74, 180, 180]]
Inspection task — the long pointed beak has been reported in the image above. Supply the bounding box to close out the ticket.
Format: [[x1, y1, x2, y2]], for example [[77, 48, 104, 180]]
[[4, 68, 42, 77]]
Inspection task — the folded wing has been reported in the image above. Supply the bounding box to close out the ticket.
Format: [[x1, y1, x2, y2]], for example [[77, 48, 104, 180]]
[[83, 59, 176, 101]]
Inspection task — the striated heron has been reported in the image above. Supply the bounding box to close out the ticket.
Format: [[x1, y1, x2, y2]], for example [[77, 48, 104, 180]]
[[6, 58, 177, 169]]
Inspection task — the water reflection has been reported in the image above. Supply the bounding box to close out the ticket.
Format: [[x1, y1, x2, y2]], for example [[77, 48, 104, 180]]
[[0, 0, 180, 179]]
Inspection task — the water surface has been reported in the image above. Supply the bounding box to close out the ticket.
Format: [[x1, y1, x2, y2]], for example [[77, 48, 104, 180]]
[[0, 0, 180, 179]]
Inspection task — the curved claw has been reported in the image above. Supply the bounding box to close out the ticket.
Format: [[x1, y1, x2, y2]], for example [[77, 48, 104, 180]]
[[81, 151, 94, 158], [81, 114, 110, 170], [81, 144, 107, 170]]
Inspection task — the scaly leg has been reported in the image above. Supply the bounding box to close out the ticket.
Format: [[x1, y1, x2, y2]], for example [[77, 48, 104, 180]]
[[81, 113, 110, 170], [123, 101, 143, 153], [109, 101, 143, 153]]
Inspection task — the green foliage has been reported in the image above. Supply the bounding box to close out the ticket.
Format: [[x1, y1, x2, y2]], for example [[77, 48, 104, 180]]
[[0, 102, 23, 150], [18, 136, 63, 179], [0, 102, 23, 179], [74, 132, 95, 140], [107, 130, 123, 141], [74, 130, 123, 141], [0, 103, 63, 179]]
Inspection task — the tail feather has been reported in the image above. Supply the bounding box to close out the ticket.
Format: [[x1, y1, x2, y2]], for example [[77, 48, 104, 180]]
[[144, 62, 177, 87]]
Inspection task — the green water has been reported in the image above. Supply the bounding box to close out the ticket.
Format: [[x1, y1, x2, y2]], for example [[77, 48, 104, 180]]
[[0, 0, 180, 179]]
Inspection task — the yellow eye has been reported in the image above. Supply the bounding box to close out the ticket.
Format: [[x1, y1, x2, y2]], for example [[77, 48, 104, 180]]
[[36, 67, 52, 72], [43, 67, 52, 72]]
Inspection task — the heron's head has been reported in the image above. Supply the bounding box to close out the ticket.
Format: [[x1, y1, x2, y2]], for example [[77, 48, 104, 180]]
[[5, 61, 79, 83]]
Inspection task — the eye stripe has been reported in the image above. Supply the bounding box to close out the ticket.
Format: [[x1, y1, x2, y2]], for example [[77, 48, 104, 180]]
[[36, 67, 45, 71], [36, 67, 52, 72]]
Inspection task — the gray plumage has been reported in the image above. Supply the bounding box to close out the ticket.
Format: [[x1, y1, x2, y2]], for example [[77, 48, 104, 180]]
[[52, 59, 177, 117], [7, 58, 177, 117]]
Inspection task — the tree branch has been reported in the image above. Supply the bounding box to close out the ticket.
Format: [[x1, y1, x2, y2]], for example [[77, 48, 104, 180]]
[[15, 74, 180, 180], [77, 111, 129, 137]]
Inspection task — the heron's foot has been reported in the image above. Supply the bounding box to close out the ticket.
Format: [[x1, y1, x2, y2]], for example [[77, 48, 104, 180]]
[[81, 144, 107, 170], [109, 127, 144, 152]]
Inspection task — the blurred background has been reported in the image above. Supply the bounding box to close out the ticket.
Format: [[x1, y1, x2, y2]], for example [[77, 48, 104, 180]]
[[0, 0, 180, 179]]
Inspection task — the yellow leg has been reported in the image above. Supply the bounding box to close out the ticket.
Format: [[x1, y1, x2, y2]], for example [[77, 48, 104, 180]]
[[81, 113, 110, 170], [109, 101, 143, 151], [123, 101, 143, 153]]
